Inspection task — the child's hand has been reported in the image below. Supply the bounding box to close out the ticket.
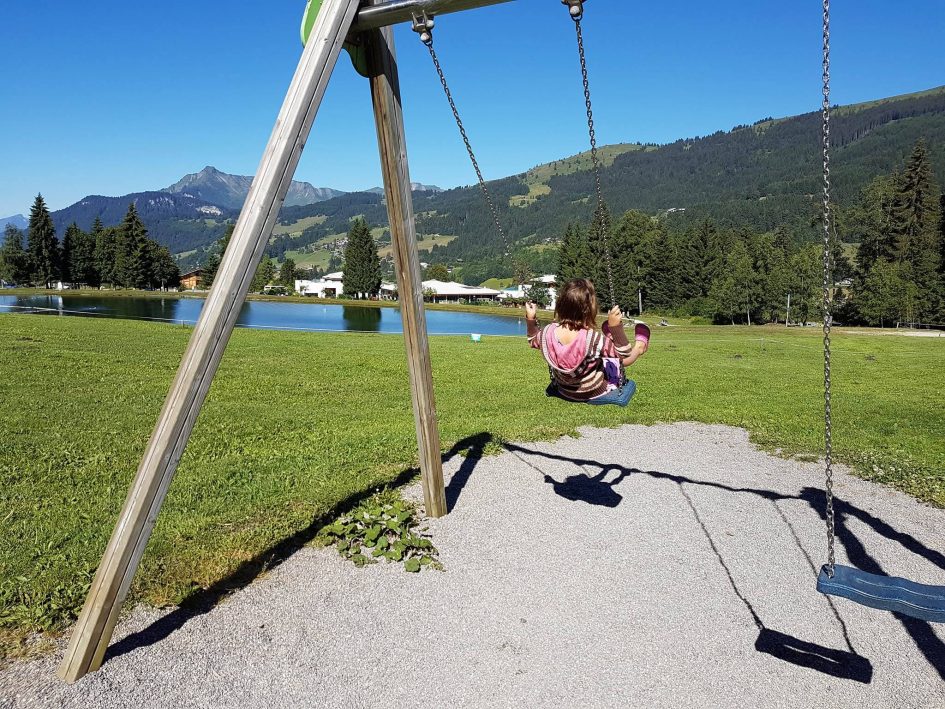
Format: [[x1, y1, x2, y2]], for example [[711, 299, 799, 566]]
[[525, 302, 538, 321], [607, 305, 623, 328]]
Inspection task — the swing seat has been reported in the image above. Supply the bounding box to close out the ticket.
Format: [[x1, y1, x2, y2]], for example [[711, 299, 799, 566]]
[[546, 379, 637, 407], [817, 564, 945, 623]]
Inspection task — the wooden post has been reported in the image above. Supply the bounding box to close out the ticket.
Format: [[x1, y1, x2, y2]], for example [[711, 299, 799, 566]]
[[57, 0, 361, 683], [366, 24, 447, 518]]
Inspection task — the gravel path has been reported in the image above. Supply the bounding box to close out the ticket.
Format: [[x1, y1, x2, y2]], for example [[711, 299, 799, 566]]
[[2, 423, 943, 708]]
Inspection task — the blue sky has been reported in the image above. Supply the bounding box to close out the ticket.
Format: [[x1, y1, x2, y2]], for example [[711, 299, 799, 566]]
[[2, 1, 943, 216]]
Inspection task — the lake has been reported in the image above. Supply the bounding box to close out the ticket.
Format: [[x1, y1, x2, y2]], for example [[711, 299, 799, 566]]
[[0, 294, 530, 337]]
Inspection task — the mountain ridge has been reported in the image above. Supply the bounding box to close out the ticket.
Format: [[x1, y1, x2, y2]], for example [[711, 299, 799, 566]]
[[0, 214, 28, 231], [163, 166, 344, 210]]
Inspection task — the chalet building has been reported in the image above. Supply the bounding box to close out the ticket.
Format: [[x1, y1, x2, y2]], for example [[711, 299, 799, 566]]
[[180, 269, 203, 290]]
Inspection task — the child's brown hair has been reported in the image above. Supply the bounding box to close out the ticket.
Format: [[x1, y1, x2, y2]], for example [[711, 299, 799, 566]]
[[555, 278, 598, 330]]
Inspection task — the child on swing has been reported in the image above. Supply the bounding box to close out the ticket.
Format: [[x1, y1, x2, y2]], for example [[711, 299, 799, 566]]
[[525, 278, 649, 404]]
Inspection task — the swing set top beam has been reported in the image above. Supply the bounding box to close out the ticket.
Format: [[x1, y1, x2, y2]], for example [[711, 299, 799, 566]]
[[353, 0, 516, 32]]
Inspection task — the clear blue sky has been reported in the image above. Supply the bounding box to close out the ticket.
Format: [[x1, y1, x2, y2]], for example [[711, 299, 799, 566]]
[[2, 1, 943, 217]]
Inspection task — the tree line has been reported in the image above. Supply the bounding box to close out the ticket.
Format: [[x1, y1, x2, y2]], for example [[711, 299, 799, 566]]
[[556, 140, 944, 326], [0, 195, 180, 290]]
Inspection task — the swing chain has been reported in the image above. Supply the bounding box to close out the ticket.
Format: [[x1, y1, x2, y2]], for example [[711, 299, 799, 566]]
[[569, 4, 617, 308], [414, 17, 513, 260], [821, 0, 837, 576]]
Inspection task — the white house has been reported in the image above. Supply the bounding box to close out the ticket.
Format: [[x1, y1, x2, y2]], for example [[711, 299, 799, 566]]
[[421, 280, 500, 303], [295, 278, 342, 298], [296, 272, 397, 299], [496, 275, 557, 308]]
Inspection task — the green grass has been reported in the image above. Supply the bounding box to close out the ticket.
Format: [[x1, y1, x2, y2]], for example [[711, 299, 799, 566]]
[[511, 143, 643, 207], [1, 314, 943, 659], [378, 234, 455, 259], [480, 278, 515, 289], [272, 215, 328, 237]]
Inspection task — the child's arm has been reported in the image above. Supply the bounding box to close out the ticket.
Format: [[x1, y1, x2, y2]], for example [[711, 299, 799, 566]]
[[525, 302, 541, 350], [620, 341, 647, 367], [601, 306, 646, 366]]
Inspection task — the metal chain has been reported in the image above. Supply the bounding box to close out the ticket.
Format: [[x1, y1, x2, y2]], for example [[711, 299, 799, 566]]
[[821, 0, 837, 576], [571, 12, 616, 309], [415, 27, 513, 260]]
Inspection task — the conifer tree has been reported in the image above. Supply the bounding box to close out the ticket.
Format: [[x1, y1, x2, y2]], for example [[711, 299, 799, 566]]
[[116, 203, 150, 288], [94, 222, 119, 287], [0, 224, 31, 284], [557, 223, 575, 284], [61, 222, 82, 283], [892, 140, 940, 318], [65, 223, 98, 286], [342, 218, 381, 297], [250, 257, 277, 293], [852, 175, 898, 280], [150, 244, 180, 290], [280, 257, 297, 287], [201, 225, 234, 288], [27, 194, 60, 287]]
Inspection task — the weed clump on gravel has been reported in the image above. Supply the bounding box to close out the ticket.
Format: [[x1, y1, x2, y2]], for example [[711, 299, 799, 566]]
[[317, 490, 441, 573]]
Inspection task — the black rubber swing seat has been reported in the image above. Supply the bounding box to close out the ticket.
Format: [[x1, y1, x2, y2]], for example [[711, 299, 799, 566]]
[[817, 564, 945, 623]]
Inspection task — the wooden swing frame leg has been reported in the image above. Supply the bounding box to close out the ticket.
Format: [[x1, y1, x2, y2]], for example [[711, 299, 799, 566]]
[[58, 0, 446, 683], [367, 25, 447, 519]]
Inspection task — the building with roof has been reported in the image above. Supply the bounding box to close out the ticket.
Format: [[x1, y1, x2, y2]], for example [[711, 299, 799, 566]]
[[421, 280, 500, 303], [180, 269, 203, 290]]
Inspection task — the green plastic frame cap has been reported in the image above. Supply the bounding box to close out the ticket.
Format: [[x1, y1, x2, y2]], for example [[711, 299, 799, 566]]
[[300, 0, 325, 46], [300, 0, 371, 78]]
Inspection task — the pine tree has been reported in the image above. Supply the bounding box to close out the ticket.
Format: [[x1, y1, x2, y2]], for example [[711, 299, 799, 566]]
[[280, 257, 297, 287], [852, 175, 898, 280], [1, 224, 31, 284], [556, 223, 591, 286], [70, 226, 99, 287], [787, 245, 821, 326], [27, 194, 60, 287], [250, 257, 277, 292], [556, 223, 577, 284], [116, 204, 150, 288], [612, 210, 653, 312], [858, 260, 917, 327], [61, 222, 82, 284], [94, 223, 119, 287], [151, 244, 180, 290], [671, 228, 703, 304], [891, 140, 940, 319], [342, 218, 381, 297], [201, 225, 234, 288]]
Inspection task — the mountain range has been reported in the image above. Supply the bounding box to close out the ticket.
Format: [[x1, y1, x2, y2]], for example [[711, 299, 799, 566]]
[[163, 166, 345, 210], [43, 168, 442, 254], [22, 84, 945, 277], [0, 214, 28, 231]]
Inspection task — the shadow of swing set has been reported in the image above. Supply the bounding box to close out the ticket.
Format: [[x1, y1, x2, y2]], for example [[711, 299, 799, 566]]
[[56, 0, 943, 685]]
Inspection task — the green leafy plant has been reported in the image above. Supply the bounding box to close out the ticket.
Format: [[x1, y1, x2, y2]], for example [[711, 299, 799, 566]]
[[317, 490, 441, 572]]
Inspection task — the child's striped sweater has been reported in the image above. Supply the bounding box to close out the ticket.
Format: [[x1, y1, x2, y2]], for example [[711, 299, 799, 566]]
[[527, 320, 633, 401]]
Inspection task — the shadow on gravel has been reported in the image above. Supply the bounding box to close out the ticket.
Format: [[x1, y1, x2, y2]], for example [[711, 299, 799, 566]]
[[507, 444, 945, 683], [107, 433, 497, 665], [443, 433, 493, 511], [106, 464, 422, 664]]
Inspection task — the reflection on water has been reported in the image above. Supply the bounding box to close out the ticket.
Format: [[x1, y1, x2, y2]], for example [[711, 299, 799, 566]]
[[0, 294, 528, 337], [0, 294, 189, 323], [341, 306, 383, 332]]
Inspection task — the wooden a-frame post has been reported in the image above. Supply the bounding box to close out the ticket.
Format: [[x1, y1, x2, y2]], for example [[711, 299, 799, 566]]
[[58, 0, 448, 683], [366, 24, 447, 518]]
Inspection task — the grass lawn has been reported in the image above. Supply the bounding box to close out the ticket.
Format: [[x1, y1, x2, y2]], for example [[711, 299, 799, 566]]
[[0, 314, 943, 659]]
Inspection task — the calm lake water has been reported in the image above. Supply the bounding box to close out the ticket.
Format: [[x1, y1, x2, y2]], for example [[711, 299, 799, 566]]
[[0, 294, 529, 337]]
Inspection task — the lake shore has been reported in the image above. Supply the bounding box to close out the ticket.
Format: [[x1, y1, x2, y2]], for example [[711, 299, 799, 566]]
[[0, 287, 554, 322]]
